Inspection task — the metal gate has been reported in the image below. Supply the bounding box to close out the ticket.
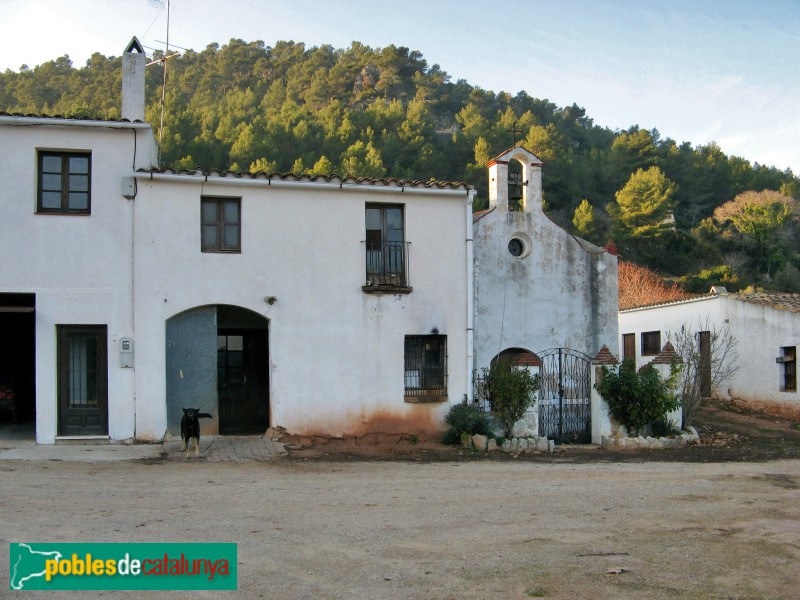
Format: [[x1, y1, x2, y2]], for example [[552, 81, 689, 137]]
[[538, 348, 592, 443]]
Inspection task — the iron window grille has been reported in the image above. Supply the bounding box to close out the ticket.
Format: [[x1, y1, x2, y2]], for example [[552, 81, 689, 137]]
[[404, 335, 447, 397], [37, 151, 91, 214], [781, 346, 796, 392], [641, 331, 661, 356], [201, 197, 241, 252]]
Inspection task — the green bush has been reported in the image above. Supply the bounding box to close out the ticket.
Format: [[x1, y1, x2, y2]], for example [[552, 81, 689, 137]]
[[442, 400, 490, 445], [476, 363, 540, 439], [651, 415, 681, 437], [595, 359, 681, 435]]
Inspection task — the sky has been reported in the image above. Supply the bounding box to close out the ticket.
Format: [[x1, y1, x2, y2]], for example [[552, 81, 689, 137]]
[[2, 0, 798, 174]]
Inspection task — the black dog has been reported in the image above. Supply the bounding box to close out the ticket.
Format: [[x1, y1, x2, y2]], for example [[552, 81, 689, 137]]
[[180, 408, 213, 457]]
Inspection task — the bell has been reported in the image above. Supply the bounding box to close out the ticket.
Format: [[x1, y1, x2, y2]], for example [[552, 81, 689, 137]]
[[508, 172, 523, 208]]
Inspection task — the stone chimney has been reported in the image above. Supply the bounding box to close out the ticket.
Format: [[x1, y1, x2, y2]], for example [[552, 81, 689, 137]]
[[121, 37, 146, 121]]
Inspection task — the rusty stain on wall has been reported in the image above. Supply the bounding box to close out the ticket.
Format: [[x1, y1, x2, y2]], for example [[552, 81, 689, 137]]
[[285, 405, 445, 437]]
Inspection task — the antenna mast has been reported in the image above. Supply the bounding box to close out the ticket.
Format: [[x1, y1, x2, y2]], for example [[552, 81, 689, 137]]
[[145, 0, 180, 166], [159, 0, 170, 151]]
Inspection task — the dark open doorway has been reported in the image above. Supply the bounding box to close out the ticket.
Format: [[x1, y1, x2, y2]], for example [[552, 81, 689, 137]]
[[216, 305, 269, 435], [0, 293, 35, 427]]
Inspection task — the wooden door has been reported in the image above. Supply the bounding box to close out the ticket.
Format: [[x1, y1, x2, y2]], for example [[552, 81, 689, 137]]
[[217, 329, 269, 434], [58, 325, 107, 435], [622, 333, 635, 361]]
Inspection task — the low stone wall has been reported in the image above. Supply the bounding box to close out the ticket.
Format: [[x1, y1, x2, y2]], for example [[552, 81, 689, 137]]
[[469, 434, 555, 454], [601, 426, 700, 450]]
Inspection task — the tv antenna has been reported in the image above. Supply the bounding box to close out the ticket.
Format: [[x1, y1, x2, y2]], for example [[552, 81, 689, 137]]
[[145, 0, 182, 163]]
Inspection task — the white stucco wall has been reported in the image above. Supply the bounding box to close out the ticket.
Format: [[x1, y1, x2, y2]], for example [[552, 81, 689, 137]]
[[132, 174, 473, 439], [0, 117, 157, 443], [474, 147, 619, 369], [619, 294, 800, 409]]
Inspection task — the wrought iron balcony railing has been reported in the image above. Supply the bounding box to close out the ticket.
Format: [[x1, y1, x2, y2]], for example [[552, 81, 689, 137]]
[[364, 240, 409, 288]]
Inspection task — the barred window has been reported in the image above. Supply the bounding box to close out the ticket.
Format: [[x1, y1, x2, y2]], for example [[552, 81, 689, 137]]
[[781, 346, 796, 392], [404, 335, 447, 399]]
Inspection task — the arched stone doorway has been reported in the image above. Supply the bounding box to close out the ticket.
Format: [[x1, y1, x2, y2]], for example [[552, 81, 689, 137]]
[[166, 305, 269, 436], [489, 347, 540, 369]]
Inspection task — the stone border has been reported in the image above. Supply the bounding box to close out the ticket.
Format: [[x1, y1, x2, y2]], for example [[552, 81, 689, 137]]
[[601, 426, 700, 450], [469, 434, 555, 454]]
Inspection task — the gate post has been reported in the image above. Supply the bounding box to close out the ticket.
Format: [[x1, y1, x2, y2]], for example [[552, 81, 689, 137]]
[[591, 345, 619, 444], [648, 341, 684, 428]]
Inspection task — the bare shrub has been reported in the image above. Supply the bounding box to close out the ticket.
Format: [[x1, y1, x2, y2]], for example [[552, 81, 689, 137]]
[[668, 318, 739, 427]]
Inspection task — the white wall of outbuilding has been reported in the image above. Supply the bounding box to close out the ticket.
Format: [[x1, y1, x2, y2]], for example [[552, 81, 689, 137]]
[[619, 293, 800, 408]]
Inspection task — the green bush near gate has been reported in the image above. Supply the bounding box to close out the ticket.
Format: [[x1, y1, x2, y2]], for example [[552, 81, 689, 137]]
[[442, 398, 491, 445], [595, 358, 681, 435], [476, 362, 540, 439]]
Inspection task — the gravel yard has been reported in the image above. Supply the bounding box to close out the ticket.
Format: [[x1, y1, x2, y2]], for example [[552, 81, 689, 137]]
[[2, 454, 799, 599], [2, 400, 799, 599]]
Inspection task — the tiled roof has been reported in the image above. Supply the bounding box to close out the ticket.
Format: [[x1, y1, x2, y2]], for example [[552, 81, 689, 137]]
[[136, 167, 471, 191], [650, 341, 681, 365], [620, 291, 800, 314], [510, 351, 541, 367], [592, 345, 619, 365], [619, 293, 714, 312], [0, 111, 145, 123], [472, 207, 495, 222], [733, 292, 800, 314]]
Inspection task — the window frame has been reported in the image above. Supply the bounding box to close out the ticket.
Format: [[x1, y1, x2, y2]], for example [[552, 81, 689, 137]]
[[364, 203, 409, 291], [201, 196, 241, 253], [37, 150, 92, 215], [404, 334, 447, 401], [641, 330, 661, 356], [781, 346, 796, 392]]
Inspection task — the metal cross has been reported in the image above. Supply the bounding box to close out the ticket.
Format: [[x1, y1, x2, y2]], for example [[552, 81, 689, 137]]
[[506, 122, 523, 145]]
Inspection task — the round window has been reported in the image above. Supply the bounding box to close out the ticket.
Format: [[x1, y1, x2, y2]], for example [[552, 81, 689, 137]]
[[508, 238, 525, 257]]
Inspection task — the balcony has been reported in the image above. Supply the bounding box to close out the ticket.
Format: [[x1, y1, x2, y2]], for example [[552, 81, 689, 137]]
[[363, 240, 411, 294]]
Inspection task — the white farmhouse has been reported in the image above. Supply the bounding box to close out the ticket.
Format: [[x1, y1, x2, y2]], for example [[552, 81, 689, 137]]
[[0, 39, 474, 443], [131, 168, 474, 440], [472, 146, 619, 442], [619, 288, 799, 413]]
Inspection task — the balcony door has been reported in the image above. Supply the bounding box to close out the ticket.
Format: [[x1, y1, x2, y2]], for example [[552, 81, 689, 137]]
[[365, 204, 405, 286]]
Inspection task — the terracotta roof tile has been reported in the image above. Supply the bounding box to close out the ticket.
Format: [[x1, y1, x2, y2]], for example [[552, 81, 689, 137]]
[[0, 111, 144, 123], [733, 292, 800, 314], [592, 345, 619, 365], [619, 293, 714, 311], [136, 167, 471, 191], [650, 341, 682, 365], [510, 352, 541, 367], [472, 207, 495, 222]]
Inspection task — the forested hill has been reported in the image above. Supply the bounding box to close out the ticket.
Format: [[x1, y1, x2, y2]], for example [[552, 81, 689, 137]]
[[2, 39, 799, 290]]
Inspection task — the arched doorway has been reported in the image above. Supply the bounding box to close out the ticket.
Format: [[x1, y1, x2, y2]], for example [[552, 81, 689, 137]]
[[166, 305, 269, 436], [489, 347, 540, 370]]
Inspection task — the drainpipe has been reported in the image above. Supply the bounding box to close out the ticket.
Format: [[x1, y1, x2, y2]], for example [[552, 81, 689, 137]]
[[466, 190, 476, 402]]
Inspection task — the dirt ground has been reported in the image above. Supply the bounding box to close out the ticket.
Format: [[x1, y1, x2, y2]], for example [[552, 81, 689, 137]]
[[1, 400, 799, 599], [283, 399, 800, 463]]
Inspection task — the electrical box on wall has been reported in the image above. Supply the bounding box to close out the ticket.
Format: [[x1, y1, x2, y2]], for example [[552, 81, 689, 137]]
[[121, 176, 135, 199], [120, 338, 134, 368]]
